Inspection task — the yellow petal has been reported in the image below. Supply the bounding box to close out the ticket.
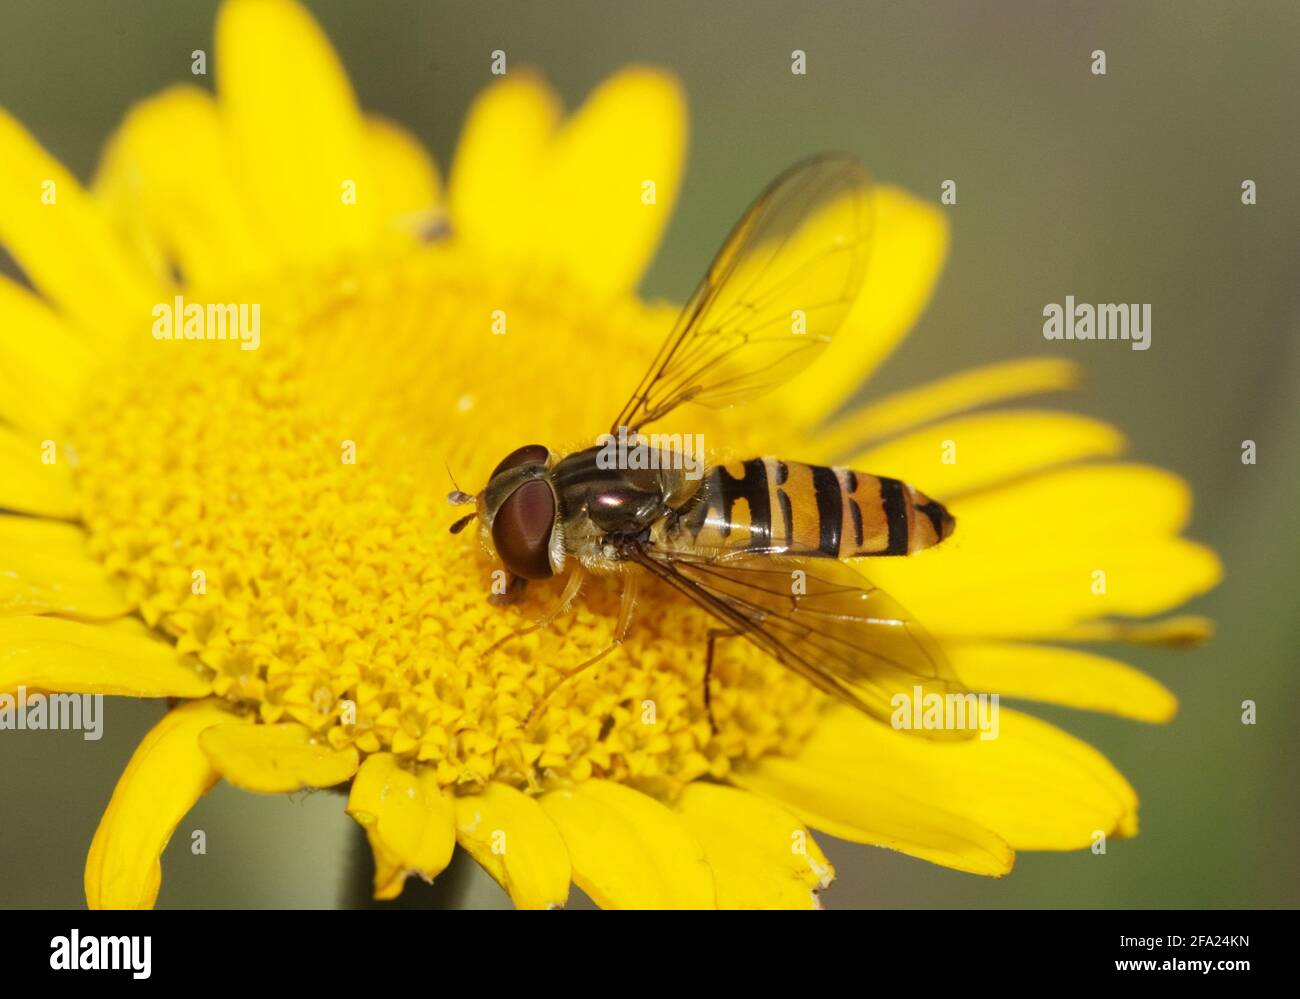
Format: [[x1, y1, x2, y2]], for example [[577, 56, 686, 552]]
[[1062, 615, 1214, 648], [198, 721, 358, 793], [366, 115, 442, 236], [676, 782, 833, 909], [0, 425, 78, 518], [0, 106, 159, 336], [947, 641, 1178, 723], [94, 85, 275, 289], [346, 752, 456, 899], [454, 782, 571, 909], [845, 409, 1126, 499], [733, 758, 1015, 876], [0, 515, 128, 618], [0, 616, 210, 697], [529, 67, 686, 295], [540, 780, 716, 908], [448, 70, 561, 257], [811, 358, 1083, 459], [867, 538, 1221, 640], [775, 184, 949, 424], [86, 698, 241, 908], [949, 463, 1193, 545], [860, 463, 1218, 638], [216, 0, 376, 266], [0, 276, 92, 433], [796, 705, 1139, 850]]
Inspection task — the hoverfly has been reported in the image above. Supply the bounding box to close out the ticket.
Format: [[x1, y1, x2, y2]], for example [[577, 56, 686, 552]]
[[450, 155, 968, 734]]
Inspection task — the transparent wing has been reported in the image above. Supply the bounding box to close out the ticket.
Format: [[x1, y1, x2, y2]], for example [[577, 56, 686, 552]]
[[627, 547, 974, 738], [610, 155, 874, 435]]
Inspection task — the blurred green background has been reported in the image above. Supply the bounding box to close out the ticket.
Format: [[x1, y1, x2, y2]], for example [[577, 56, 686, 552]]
[[1, 0, 1297, 909]]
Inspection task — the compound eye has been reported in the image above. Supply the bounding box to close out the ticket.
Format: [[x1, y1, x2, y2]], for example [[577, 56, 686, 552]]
[[491, 444, 549, 481], [491, 479, 556, 580]]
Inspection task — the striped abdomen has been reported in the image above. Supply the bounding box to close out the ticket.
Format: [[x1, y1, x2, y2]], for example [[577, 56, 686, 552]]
[[667, 457, 954, 558]]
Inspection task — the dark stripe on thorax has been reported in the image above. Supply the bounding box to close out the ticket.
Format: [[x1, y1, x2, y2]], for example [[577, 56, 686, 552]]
[[551, 446, 608, 489]]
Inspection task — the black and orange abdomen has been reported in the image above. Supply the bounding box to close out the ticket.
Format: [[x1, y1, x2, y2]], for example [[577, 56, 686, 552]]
[[667, 457, 954, 558]]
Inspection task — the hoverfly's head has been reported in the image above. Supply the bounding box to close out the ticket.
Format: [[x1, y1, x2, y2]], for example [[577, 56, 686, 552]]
[[465, 444, 559, 580]]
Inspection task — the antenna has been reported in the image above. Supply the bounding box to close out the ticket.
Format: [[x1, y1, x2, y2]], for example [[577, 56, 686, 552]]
[[445, 463, 477, 533], [446, 462, 475, 506], [449, 511, 477, 534]]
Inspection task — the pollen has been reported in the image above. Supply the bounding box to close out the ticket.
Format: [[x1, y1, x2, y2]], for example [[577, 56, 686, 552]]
[[74, 248, 825, 794]]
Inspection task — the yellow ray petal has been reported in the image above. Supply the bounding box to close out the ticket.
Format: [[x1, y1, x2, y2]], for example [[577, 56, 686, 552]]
[[540, 780, 716, 909], [94, 85, 275, 289], [0, 107, 160, 336], [0, 615, 209, 697], [448, 70, 562, 257], [863, 468, 1216, 639], [866, 536, 1222, 639], [859, 463, 1214, 638], [774, 184, 949, 425], [796, 705, 1139, 850], [86, 698, 242, 909], [366, 115, 442, 240], [844, 409, 1126, 499], [198, 721, 358, 793], [947, 463, 1193, 547], [346, 752, 456, 900], [454, 781, 571, 909], [529, 67, 686, 295], [1061, 614, 1214, 648], [675, 782, 833, 909], [216, 0, 377, 267], [947, 641, 1178, 722], [873, 460, 1206, 632], [0, 511, 92, 550], [733, 758, 1014, 877], [0, 424, 78, 519], [0, 514, 128, 618], [810, 358, 1083, 459], [0, 276, 92, 433]]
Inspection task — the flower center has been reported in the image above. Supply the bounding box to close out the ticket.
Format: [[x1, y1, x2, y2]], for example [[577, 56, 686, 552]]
[[75, 248, 824, 792]]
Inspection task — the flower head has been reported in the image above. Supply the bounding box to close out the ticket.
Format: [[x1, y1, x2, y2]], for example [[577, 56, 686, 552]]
[[0, 0, 1220, 909]]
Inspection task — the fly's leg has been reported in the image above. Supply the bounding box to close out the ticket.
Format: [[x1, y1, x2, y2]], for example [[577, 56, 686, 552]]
[[525, 571, 638, 730], [704, 628, 739, 736], [482, 567, 585, 661]]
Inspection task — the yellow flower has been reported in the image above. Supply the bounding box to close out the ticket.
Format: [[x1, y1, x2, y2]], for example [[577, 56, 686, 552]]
[[0, 0, 1220, 910]]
